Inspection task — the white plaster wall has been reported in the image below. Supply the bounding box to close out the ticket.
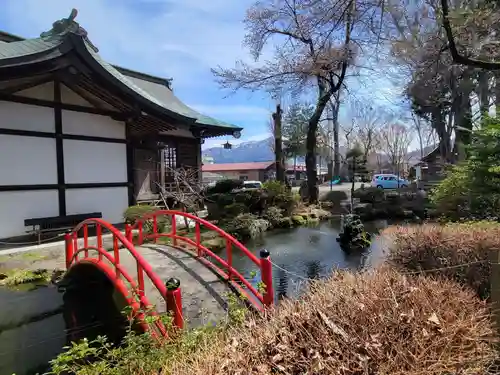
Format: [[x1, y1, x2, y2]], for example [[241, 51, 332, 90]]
[[16, 82, 54, 101], [60, 84, 93, 107], [63, 140, 127, 184], [0, 101, 55, 132], [0, 190, 59, 238], [61, 110, 126, 139], [0, 135, 57, 185], [66, 187, 128, 224]]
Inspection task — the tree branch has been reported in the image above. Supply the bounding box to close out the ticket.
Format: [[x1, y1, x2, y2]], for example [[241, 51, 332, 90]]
[[440, 0, 500, 70]]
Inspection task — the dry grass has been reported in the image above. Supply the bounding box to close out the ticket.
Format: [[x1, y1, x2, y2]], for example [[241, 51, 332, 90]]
[[384, 222, 500, 299], [164, 268, 497, 375]]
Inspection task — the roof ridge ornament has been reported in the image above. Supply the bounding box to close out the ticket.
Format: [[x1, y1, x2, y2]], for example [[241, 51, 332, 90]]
[[40, 8, 99, 53]]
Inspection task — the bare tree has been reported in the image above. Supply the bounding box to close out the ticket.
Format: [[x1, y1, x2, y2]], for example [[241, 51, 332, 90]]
[[410, 112, 437, 158], [379, 123, 414, 175], [350, 102, 388, 160], [212, 0, 359, 202]]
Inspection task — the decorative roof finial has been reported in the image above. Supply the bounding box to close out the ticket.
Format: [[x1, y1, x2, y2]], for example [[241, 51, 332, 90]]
[[40, 8, 99, 53]]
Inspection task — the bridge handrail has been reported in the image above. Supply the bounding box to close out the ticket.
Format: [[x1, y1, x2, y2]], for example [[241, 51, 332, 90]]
[[128, 210, 261, 267], [66, 218, 169, 336], [128, 210, 273, 308], [72, 218, 168, 298]]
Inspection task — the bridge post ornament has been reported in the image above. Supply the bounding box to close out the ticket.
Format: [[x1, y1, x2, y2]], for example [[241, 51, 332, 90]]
[[166, 277, 181, 291], [260, 249, 270, 258]]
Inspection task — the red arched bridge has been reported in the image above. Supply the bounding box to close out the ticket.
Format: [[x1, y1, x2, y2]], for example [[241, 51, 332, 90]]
[[63, 210, 274, 338]]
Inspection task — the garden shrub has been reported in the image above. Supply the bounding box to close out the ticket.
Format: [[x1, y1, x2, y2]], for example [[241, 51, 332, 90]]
[[224, 203, 247, 217], [321, 190, 348, 204], [385, 221, 500, 299], [165, 268, 497, 374], [353, 186, 385, 204], [262, 180, 288, 196], [431, 116, 500, 220], [263, 206, 283, 226], [123, 205, 158, 224], [223, 213, 270, 239], [205, 179, 243, 195]]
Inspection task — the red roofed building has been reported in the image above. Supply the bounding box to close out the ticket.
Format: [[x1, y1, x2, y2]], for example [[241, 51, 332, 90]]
[[202, 162, 275, 182]]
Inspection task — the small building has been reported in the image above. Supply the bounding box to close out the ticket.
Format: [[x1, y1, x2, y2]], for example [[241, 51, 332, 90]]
[[202, 162, 275, 182], [0, 10, 241, 239]]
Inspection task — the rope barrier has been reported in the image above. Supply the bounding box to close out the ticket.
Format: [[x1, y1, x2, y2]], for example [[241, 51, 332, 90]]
[[269, 259, 491, 282], [0, 233, 65, 246]]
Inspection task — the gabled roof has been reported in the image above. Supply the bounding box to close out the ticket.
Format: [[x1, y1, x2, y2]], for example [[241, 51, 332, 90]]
[[0, 9, 242, 136]]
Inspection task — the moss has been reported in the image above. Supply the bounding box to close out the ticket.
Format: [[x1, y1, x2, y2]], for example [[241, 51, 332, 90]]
[[291, 215, 306, 226], [278, 217, 293, 228], [0, 268, 54, 287], [307, 217, 320, 225], [201, 237, 226, 252]]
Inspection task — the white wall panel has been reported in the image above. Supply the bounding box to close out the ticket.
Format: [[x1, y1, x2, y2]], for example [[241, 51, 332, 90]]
[[0, 190, 59, 238], [66, 187, 128, 224], [60, 84, 93, 107], [16, 82, 54, 101], [63, 140, 127, 184], [0, 101, 55, 133], [62, 111, 125, 139], [0, 135, 57, 185]]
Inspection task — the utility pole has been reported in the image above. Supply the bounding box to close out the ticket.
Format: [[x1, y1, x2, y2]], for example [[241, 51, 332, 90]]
[[272, 103, 285, 183]]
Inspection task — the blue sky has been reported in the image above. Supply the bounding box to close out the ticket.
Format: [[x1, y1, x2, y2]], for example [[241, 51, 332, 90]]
[[0, 0, 402, 149]]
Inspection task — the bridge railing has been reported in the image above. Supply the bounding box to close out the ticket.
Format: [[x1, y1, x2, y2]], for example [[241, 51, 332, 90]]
[[64, 218, 170, 337], [127, 210, 274, 311]]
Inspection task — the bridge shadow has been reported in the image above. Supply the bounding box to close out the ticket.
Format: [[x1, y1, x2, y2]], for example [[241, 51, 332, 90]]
[[61, 263, 133, 346], [148, 245, 227, 311]]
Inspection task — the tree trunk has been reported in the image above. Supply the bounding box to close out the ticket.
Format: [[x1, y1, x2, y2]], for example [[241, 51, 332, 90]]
[[432, 108, 449, 162], [494, 71, 500, 117], [453, 84, 473, 161], [332, 95, 341, 180], [306, 123, 318, 203], [478, 71, 490, 121], [273, 104, 285, 183]]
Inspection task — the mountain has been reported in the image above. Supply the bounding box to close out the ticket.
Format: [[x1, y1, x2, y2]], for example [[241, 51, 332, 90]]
[[202, 137, 435, 165], [202, 138, 275, 163]]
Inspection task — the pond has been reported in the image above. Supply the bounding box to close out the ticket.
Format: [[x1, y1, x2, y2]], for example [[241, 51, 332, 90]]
[[230, 218, 392, 301], [0, 218, 393, 375], [0, 280, 127, 375]]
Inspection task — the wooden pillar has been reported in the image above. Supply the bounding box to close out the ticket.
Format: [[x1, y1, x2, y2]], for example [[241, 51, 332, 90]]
[[160, 147, 166, 192]]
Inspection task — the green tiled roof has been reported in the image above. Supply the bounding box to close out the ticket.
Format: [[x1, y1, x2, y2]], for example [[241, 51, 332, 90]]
[[86, 40, 240, 130], [0, 30, 241, 132], [0, 37, 61, 59]]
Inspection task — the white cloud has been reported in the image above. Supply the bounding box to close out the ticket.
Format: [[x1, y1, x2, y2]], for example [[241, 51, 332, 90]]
[[1, 0, 257, 89]]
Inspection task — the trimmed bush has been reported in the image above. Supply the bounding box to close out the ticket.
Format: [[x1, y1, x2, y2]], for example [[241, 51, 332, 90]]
[[353, 186, 385, 203], [167, 268, 497, 374], [205, 179, 243, 195], [123, 205, 158, 223], [385, 221, 500, 299], [321, 190, 348, 204]]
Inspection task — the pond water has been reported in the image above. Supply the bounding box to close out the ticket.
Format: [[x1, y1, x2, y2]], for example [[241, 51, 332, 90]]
[[0, 280, 127, 375], [0, 218, 393, 375], [229, 218, 391, 301]]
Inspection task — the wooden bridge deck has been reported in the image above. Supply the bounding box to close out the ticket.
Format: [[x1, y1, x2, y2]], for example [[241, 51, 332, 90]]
[[118, 244, 230, 328]]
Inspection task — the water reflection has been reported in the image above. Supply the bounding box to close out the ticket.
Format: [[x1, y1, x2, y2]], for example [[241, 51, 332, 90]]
[[238, 219, 390, 300], [0, 268, 129, 375]]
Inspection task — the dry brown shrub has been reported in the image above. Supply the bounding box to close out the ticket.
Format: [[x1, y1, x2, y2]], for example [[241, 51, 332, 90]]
[[165, 268, 497, 375], [385, 222, 500, 299]]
